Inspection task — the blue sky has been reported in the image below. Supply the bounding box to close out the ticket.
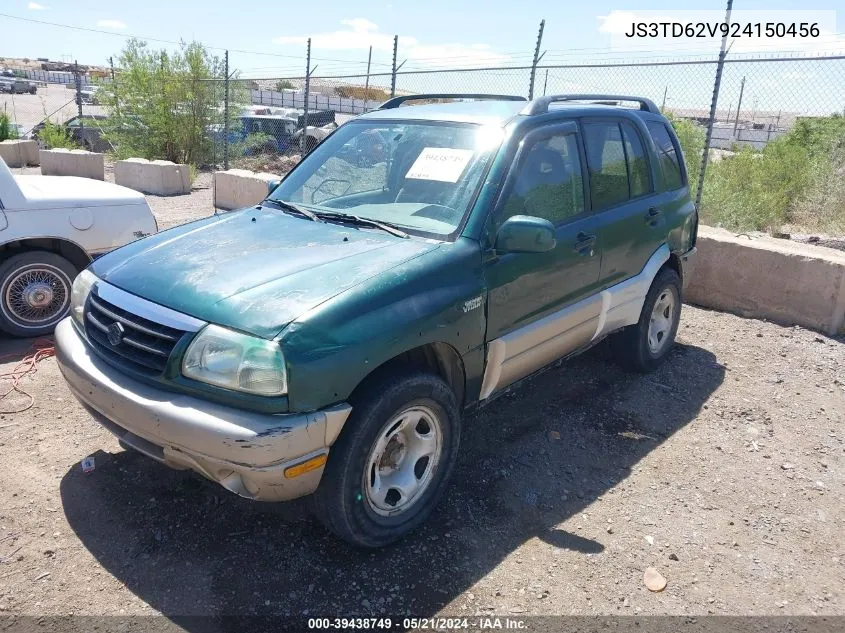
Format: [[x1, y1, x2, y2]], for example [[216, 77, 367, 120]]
[[1, 1, 843, 115], [1, 0, 841, 75]]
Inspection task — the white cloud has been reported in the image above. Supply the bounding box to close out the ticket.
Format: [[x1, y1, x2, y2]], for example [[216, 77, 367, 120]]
[[96, 19, 127, 30], [27, 2, 46, 9], [274, 18, 510, 68]]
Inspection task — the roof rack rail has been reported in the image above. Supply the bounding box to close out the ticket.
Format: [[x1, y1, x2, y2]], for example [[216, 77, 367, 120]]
[[377, 93, 528, 110], [522, 94, 660, 115]]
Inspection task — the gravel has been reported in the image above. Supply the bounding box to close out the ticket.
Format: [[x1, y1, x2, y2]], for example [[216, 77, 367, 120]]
[[0, 178, 842, 621]]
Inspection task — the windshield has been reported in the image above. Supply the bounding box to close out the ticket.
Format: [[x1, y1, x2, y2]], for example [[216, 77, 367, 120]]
[[268, 120, 503, 238]]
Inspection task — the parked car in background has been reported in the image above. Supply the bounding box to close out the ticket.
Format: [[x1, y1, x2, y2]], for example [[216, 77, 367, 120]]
[[0, 77, 37, 94], [55, 93, 697, 547], [0, 157, 157, 336], [80, 86, 101, 105], [227, 108, 337, 155], [31, 114, 111, 153]]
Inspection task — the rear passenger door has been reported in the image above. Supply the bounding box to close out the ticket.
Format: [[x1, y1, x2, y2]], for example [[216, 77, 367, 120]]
[[582, 118, 663, 289]]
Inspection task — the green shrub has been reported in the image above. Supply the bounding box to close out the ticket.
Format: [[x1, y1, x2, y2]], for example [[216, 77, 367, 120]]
[[39, 119, 80, 150], [0, 113, 18, 141]]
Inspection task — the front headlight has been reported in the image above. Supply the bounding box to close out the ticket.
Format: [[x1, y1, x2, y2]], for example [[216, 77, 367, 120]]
[[70, 270, 97, 326], [182, 324, 287, 396]]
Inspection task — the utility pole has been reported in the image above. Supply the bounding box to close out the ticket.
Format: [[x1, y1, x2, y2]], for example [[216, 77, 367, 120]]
[[364, 45, 372, 110], [661, 85, 668, 111], [542, 69, 549, 96], [695, 0, 733, 210], [390, 35, 399, 98], [528, 19, 545, 100], [223, 50, 230, 170], [733, 76, 746, 136], [301, 38, 312, 153]]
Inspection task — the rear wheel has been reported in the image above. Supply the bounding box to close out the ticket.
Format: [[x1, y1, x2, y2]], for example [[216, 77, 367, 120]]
[[0, 251, 78, 337], [313, 370, 460, 548], [610, 267, 681, 372]]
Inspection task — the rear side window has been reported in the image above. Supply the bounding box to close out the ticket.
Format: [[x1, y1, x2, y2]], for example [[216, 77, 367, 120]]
[[646, 121, 685, 190], [620, 121, 651, 198], [583, 122, 629, 210]]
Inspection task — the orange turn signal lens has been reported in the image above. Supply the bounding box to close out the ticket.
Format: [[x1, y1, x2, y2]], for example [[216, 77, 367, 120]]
[[284, 454, 328, 479]]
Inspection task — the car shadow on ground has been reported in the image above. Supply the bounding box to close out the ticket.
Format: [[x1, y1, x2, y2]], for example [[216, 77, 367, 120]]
[[59, 340, 725, 625]]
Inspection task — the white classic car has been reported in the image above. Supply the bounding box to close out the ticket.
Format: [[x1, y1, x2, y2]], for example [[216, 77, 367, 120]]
[[0, 158, 157, 336]]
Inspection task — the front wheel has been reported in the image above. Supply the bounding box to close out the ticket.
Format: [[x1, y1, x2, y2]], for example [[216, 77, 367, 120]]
[[313, 370, 460, 548], [0, 251, 78, 337], [610, 267, 681, 372]]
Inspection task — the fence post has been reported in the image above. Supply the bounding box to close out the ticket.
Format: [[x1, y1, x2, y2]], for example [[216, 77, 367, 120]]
[[74, 60, 83, 138], [223, 50, 230, 171], [696, 0, 733, 210], [301, 38, 312, 154], [528, 19, 545, 100], [390, 35, 399, 98], [365, 45, 372, 104], [732, 76, 746, 136]]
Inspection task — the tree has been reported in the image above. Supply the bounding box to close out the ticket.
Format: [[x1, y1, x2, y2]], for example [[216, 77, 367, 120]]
[[99, 38, 239, 165]]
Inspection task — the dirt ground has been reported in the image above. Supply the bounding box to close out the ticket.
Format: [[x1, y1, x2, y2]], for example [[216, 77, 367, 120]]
[[0, 179, 843, 628]]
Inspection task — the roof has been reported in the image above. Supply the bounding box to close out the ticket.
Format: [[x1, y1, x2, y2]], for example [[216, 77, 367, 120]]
[[357, 98, 662, 127]]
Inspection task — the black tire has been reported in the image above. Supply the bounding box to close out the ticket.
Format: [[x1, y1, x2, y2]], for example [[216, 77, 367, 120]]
[[0, 251, 78, 337], [610, 267, 681, 373], [313, 370, 461, 548]]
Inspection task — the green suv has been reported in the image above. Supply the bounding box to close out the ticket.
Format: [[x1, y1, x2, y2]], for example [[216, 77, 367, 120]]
[[56, 93, 697, 547]]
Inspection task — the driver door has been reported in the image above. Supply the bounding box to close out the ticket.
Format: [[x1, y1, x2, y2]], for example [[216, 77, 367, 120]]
[[480, 121, 603, 399]]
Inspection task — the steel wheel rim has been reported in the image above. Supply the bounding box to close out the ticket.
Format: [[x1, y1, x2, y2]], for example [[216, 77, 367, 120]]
[[363, 404, 443, 517], [3, 264, 71, 327], [648, 287, 676, 355]]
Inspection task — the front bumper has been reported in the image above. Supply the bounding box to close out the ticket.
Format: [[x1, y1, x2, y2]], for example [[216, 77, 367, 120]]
[[54, 318, 351, 502]]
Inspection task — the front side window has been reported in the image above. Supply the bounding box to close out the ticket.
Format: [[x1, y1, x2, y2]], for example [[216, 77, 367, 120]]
[[500, 133, 585, 225], [269, 121, 503, 238]]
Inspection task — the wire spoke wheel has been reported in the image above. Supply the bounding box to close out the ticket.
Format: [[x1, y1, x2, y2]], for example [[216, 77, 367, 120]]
[[3, 265, 71, 328], [364, 405, 443, 517]]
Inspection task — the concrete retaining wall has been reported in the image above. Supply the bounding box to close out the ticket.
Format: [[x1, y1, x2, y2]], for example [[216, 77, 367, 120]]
[[114, 158, 191, 196], [40, 149, 104, 180], [685, 226, 845, 336], [213, 169, 280, 211], [0, 140, 39, 167]]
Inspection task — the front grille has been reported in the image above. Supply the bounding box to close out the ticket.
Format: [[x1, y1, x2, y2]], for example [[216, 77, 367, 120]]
[[84, 292, 185, 374]]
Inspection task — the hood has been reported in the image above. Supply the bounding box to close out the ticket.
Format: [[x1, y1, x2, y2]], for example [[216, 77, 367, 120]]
[[14, 175, 146, 210], [91, 207, 438, 339]]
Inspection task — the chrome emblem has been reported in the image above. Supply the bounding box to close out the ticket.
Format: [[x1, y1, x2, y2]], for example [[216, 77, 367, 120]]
[[106, 322, 125, 346]]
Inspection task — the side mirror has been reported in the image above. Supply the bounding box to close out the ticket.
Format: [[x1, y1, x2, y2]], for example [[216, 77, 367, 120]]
[[495, 215, 556, 253], [267, 179, 282, 194]]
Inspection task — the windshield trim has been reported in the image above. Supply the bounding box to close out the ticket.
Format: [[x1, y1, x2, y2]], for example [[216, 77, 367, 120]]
[[267, 118, 501, 243]]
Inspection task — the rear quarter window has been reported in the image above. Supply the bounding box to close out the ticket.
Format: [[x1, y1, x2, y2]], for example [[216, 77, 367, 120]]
[[646, 121, 685, 191]]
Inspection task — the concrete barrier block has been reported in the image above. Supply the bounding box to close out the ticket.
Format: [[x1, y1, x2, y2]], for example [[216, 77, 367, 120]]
[[213, 169, 280, 211], [40, 148, 105, 180], [0, 139, 40, 167], [114, 158, 191, 195], [685, 226, 845, 336]]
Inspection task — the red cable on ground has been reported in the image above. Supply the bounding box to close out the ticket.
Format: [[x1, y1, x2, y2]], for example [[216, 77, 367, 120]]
[[0, 337, 56, 414]]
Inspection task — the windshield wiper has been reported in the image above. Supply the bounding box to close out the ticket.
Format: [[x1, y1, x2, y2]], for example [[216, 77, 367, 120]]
[[262, 198, 321, 222], [315, 212, 409, 239]]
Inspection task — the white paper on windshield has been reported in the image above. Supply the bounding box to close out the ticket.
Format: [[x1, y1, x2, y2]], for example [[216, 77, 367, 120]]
[[405, 148, 474, 183]]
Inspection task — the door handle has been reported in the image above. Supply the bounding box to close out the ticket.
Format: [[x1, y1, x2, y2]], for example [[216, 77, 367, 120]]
[[645, 207, 662, 226], [573, 232, 596, 254]]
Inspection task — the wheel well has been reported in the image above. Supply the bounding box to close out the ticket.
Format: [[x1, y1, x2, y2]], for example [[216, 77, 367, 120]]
[[0, 238, 91, 273], [353, 343, 466, 408]]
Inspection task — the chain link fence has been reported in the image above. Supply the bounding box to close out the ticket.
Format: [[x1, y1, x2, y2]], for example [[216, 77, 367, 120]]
[[4, 52, 844, 233]]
